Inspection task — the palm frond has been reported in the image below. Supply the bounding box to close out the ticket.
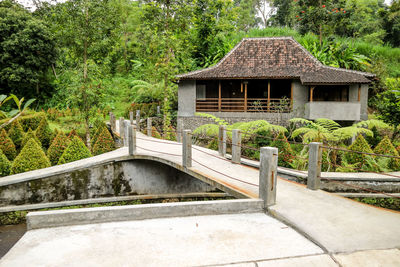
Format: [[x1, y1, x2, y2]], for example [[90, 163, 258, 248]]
[[354, 119, 391, 130], [315, 118, 340, 131], [333, 127, 373, 141]]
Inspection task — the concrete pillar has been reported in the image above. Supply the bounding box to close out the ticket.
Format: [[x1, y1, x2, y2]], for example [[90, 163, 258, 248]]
[[259, 147, 278, 208], [232, 129, 241, 164], [308, 142, 322, 190], [157, 106, 161, 115], [218, 125, 227, 157], [119, 117, 125, 138], [182, 130, 192, 168], [177, 118, 183, 142], [147, 118, 152, 137], [124, 121, 130, 147], [109, 112, 116, 132], [136, 110, 140, 131], [129, 111, 134, 125], [129, 125, 136, 156]]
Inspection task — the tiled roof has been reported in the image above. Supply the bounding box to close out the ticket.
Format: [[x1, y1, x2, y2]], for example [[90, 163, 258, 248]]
[[177, 37, 374, 84]]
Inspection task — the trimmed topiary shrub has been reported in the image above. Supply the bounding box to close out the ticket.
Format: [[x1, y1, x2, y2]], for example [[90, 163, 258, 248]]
[[92, 127, 115, 155], [18, 112, 46, 131], [345, 134, 374, 165], [10, 139, 51, 174], [373, 136, 400, 170], [21, 128, 41, 149], [0, 129, 17, 161], [0, 149, 11, 177], [35, 117, 52, 149], [8, 120, 24, 149], [151, 126, 162, 138], [58, 136, 92, 164], [47, 133, 70, 165], [91, 123, 107, 148], [270, 133, 294, 168]]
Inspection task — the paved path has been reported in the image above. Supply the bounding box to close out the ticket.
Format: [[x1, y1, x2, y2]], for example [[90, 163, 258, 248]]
[[1, 130, 400, 265]]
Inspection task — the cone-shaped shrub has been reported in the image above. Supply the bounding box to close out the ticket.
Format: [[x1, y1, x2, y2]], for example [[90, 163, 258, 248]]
[[21, 128, 41, 149], [373, 136, 400, 170], [49, 128, 60, 147], [10, 139, 51, 174], [67, 129, 78, 138], [346, 134, 373, 164], [270, 133, 294, 168], [0, 129, 16, 161], [151, 126, 162, 138], [8, 120, 24, 148], [91, 124, 107, 148], [92, 128, 115, 155], [0, 149, 11, 177], [47, 133, 70, 165], [35, 117, 52, 149], [58, 136, 91, 164]]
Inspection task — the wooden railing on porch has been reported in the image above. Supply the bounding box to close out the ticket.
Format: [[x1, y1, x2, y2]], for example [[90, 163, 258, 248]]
[[196, 98, 291, 113]]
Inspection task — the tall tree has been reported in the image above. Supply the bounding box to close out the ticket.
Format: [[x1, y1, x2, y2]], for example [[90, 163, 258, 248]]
[[0, 0, 57, 101]]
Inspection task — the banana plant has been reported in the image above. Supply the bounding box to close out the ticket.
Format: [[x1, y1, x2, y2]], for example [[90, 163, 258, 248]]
[[0, 94, 35, 129]]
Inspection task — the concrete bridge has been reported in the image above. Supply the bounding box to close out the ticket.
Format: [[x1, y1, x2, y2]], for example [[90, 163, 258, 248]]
[[1, 131, 400, 266]]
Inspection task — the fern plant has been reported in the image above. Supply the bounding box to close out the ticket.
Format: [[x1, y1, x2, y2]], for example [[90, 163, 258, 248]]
[[195, 113, 228, 126]]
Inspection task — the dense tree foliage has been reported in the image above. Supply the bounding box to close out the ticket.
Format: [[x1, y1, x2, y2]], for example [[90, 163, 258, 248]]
[[0, 0, 56, 101]]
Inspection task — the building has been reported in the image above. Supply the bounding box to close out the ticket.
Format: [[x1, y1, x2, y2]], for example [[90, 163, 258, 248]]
[[176, 37, 374, 129]]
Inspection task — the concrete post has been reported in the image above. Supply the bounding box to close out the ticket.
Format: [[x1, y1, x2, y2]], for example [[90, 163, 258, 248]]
[[124, 121, 130, 147], [129, 111, 134, 125], [308, 142, 322, 190], [232, 129, 241, 164], [218, 125, 227, 157], [177, 118, 183, 142], [129, 125, 136, 156], [109, 112, 116, 132], [259, 147, 278, 208], [136, 110, 140, 131], [182, 130, 192, 168], [119, 117, 125, 138], [157, 106, 161, 115], [147, 117, 152, 137]]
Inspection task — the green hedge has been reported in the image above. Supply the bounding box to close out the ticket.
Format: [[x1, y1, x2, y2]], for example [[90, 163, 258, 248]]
[[0, 129, 16, 161], [35, 117, 52, 149], [374, 136, 400, 170], [92, 128, 115, 155], [0, 149, 11, 177], [47, 133, 70, 165], [0, 112, 46, 132], [8, 120, 24, 149], [10, 139, 51, 175], [58, 136, 91, 164], [270, 133, 294, 168], [346, 134, 374, 165], [21, 128, 41, 149]]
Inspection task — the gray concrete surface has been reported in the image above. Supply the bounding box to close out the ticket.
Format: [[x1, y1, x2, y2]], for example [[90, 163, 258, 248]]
[[0, 213, 324, 266], [333, 249, 400, 267], [178, 80, 196, 117], [26, 199, 263, 230], [305, 101, 361, 121]]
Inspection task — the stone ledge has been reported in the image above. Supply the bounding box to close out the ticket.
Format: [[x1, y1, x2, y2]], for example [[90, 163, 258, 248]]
[[26, 199, 264, 230]]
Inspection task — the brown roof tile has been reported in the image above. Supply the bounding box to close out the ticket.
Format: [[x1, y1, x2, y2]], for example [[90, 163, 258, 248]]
[[177, 37, 374, 84]]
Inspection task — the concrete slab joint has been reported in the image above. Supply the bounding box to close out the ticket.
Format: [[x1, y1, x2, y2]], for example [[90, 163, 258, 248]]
[[232, 129, 241, 164], [259, 147, 278, 208], [183, 130, 192, 168], [308, 142, 322, 190]]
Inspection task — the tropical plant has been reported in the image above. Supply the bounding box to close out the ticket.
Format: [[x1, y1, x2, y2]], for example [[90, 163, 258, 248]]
[[345, 134, 374, 165], [0, 129, 16, 161], [373, 136, 400, 170], [0, 94, 35, 129], [0, 148, 11, 177], [290, 118, 373, 143], [130, 80, 164, 104], [10, 138, 51, 175], [195, 113, 228, 126], [58, 136, 92, 164], [270, 133, 294, 168]]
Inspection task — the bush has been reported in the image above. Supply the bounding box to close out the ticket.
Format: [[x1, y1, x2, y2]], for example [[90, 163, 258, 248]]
[[345, 134, 374, 165], [47, 133, 70, 165], [58, 136, 92, 164], [92, 128, 115, 155], [91, 123, 107, 148], [373, 136, 400, 170], [270, 133, 294, 168], [0, 129, 16, 161], [151, 126, 162, 138], [0, 149, 11, 177], [35, 117, 52, 149], [18, 112, 46, 131], [10, 139, 51, 174], [8, 120, 24, 149], [21, 128, 41, 149]]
